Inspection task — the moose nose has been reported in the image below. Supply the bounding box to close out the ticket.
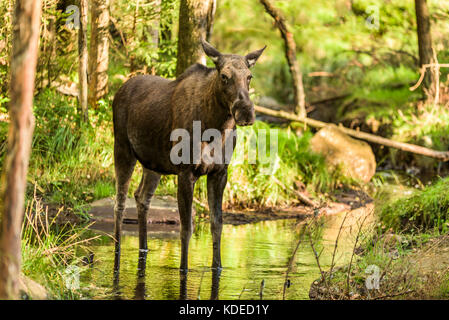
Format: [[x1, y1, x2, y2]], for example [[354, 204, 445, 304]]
[[238, 90, 250, 102]]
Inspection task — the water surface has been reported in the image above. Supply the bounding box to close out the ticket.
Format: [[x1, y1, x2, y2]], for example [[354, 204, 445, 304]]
[[81, 211, 363, 300]]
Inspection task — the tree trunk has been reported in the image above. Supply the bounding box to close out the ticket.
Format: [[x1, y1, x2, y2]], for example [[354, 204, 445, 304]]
[[88, 0, 109, 107], [0, 0, 41, 300], [259, 0, 306, 118], [78, 0, 88, 123], [415, 0, 435, 91], [176, 0, 216, 76]]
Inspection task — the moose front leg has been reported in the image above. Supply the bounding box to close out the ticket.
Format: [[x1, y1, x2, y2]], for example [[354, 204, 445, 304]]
[[177, 171, 198, 271], [207, 168, 227, 269]]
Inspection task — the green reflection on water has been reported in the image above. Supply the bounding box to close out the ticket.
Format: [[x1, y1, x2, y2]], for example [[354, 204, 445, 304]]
[[82, 217, 355, 300]]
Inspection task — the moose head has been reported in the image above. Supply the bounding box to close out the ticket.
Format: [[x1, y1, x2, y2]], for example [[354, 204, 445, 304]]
[[201, 39, 266, 126]]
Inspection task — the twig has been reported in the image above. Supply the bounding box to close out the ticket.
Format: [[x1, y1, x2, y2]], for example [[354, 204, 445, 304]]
[[329, 211, 349, 276], [432, 49, 440, 107], [372, 290, 414, 300], [259, 279, 265, 300], [379, 257, 394, 283], [238, 281, 248, 300], [110, 15, 129, 57], [271, 175, 318, 208], [409, 62, 449, 92], [346, 212, 370, 295], [193, 197, 209, 210], [308, 230, 328, 289], [282, 219, 311, 299]]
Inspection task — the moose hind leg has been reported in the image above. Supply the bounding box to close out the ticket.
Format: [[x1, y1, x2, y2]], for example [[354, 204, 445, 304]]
[[207, 168, 227, 269], [177, 171, 198, 271], [113, 144, 136, 277], [135, 169, 160, 276]]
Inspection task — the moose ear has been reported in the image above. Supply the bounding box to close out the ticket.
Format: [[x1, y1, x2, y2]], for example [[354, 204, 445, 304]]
[[245, 45, 267, 68], [201, 39, 222, 64]]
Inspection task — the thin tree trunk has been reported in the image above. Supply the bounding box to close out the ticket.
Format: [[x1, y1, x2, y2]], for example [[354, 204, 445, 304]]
[[259, 0, 306, 118], [0, 0, 41, 300], [205, 0, 216, 42], [88, 0, 109, 107], [129, 0, 140, 72], [415, 0, 435, 92], [78, 0, 89, 123], [176, 0, 216, 76]]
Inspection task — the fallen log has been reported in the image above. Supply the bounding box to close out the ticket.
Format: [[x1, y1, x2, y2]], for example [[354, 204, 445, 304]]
[[254, 105, 449, 162]]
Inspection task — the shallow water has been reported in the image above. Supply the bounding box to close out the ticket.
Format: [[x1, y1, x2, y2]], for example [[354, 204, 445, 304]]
[[81, 210, 366, 300]]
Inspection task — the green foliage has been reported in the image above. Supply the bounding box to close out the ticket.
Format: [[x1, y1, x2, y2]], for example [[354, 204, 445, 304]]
[[195, 121, 347, 208], [110, 0, 179, 78], [21, 198, 95, 299], [27, 89, 114, 214], [213, 0, 446, 106]]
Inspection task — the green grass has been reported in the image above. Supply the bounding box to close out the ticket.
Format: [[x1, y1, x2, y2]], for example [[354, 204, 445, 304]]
[[22, 89, 115, 218], [379, 176, 449, 233], [21, 197, 97, 299]]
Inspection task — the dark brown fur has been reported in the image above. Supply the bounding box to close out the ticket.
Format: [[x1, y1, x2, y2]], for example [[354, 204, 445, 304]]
[[112, 40, 266, 275]]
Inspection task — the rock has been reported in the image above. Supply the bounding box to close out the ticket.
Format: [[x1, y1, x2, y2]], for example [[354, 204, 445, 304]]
[[310, 125, 376, 182], [19, 274, 48, 300], [88, 195, 194, 235]]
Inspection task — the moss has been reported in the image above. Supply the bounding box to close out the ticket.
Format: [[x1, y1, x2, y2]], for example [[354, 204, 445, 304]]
[[379, 177, 449, 232]]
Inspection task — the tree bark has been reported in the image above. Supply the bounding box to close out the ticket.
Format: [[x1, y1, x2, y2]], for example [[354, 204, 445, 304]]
[[0, 0, 41, 300], [176, 0, 216, 76], [78, 0, 88, 123], [415, 0, 435, 91], [88, 0, 109, 107], [259, 0, 306, 118]]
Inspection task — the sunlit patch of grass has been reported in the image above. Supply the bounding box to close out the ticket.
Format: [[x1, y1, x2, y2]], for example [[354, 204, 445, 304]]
[[222, 121, 349, 208], [390, 102, 449, 150], [379, 176, 449, 233], [92, 180, 115, 200]]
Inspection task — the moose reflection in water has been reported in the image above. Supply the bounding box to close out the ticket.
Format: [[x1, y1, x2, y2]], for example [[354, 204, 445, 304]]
[[112, 246, 222, 300]]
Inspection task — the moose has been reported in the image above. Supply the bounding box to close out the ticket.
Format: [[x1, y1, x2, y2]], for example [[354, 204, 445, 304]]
[[112, 39, 266, 274]]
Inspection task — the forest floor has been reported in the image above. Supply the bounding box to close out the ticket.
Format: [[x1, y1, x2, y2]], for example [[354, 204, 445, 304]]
[[47, 186, 372, 229], [309, 232, 449, 300]]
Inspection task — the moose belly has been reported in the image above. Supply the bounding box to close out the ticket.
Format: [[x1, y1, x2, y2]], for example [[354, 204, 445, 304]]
[[129, 134, 178, 175]]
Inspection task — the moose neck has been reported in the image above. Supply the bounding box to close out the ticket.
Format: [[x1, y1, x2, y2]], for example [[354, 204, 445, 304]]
[[202, 70, 235, 132]]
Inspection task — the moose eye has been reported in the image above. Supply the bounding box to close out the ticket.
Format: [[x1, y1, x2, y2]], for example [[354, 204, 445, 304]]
[[221, 74, 229, 84], [247, 75, 253, 83]]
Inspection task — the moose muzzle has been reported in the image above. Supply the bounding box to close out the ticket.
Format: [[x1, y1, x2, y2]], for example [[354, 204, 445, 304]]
[[232, 90, 255, 126]]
